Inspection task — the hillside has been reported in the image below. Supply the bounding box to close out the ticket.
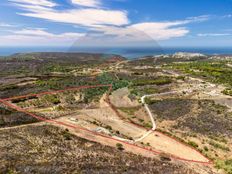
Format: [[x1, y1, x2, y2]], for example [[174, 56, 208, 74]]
[[0, 52, 230, 174], [0, 124, 202, 174]]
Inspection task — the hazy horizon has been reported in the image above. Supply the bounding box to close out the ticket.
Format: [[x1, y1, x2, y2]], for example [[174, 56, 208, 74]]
[[1, 46, 232, 58]]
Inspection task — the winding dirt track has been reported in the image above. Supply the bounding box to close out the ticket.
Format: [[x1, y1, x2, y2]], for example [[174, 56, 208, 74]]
[[0, 84, 212, 165], [137, 91, 178, 141]]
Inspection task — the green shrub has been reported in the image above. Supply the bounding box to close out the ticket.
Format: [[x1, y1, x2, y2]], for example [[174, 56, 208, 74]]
[[188, 141, 199, 148], [143, 122, 152, 128], [209, 141, 230, 152], [223, 89, 232, 96], [62, 129, 72, 141], [203, 146, 209, 151], [105, 125, 112, 130], [215, 159, 232, 174], [176, 76, 186, 80], [160, 153, 171, 162], [0, 107, 12, 115], [144, 98, 160, 105], [132, 76, 172, 86], [43, 95, 61, 105], [116, 143, 124, 151], [167, 61, 232, 88], [0, 84, 18, 91]]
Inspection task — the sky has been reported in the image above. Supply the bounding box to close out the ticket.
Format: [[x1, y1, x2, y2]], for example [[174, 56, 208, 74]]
[[0, 0, 232, 48]]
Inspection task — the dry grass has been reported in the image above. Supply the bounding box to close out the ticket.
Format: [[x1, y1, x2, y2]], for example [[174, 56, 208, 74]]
[[0, 125, 202, 174]]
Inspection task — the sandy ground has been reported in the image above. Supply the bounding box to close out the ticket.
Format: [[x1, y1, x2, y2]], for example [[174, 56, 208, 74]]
[[109, 87, 139, 107], [49, 118, 156, 159], [55, 114, 210, 163], [142, 132, 208, 162], [55, 94, 210, 163], [70, 107, 147, 139], [13, 87, 211, 163], [57, 115, 209, 163]]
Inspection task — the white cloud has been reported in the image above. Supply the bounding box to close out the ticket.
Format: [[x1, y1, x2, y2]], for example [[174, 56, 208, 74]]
[[222, 14, 232, 18], [0, 28, 85, 46], [9, 0, 57, 7], [197, 33, 231, 37], [185, 15, 210, 22], [2, 15, 209, 46], [130, 22, 189, 40], [13, 29, 54, 37], [5, 0, 210, 46], [20, 9, 129, 27], [72, 16, 209, 47], [0, 23, 14, 27], [9, 0, 129, 27], [69, 22, 189, 47], [13, 28, 85, 38], [90, 17, 206, 42], [71, 0, 101, 8]]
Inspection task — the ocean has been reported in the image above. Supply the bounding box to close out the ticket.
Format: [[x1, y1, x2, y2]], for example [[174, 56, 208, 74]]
[[1, 46, 232, 59]]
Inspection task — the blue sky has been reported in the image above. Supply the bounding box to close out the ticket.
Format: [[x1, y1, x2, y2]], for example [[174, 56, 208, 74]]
[[0, 0, 232, 47]]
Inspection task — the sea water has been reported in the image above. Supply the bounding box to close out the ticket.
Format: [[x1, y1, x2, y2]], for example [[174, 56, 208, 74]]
[[1, 46, 232, 59]]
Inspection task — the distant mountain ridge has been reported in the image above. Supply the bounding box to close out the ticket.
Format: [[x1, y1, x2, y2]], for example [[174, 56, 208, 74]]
[[0, 52, 126, 75], [7, 52, 126, 63]]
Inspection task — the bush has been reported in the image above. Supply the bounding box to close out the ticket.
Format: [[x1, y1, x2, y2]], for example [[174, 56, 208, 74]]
[[144, 98, 160, 105], [82, 73, 129, 102], [116, 143, 124, 151], [168, 61, 232, 88], [105, 125, 112, 130], [0, 84, 18, 91], [160, 153, 171, 162], [209, 141, 230, 152], [222, 89, 232, 96], [0, 107, 12, 115], [43, 95, 61, 105], [203, 146, 209, 151], [176, 76, 185, 81], [216, 159, 232, 174], [143, 122, 152, 128], [62, 129, 72, 141], [132, 76, 172, 86], [188, 141, 199, 148], [56, 105, 64, 111]]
